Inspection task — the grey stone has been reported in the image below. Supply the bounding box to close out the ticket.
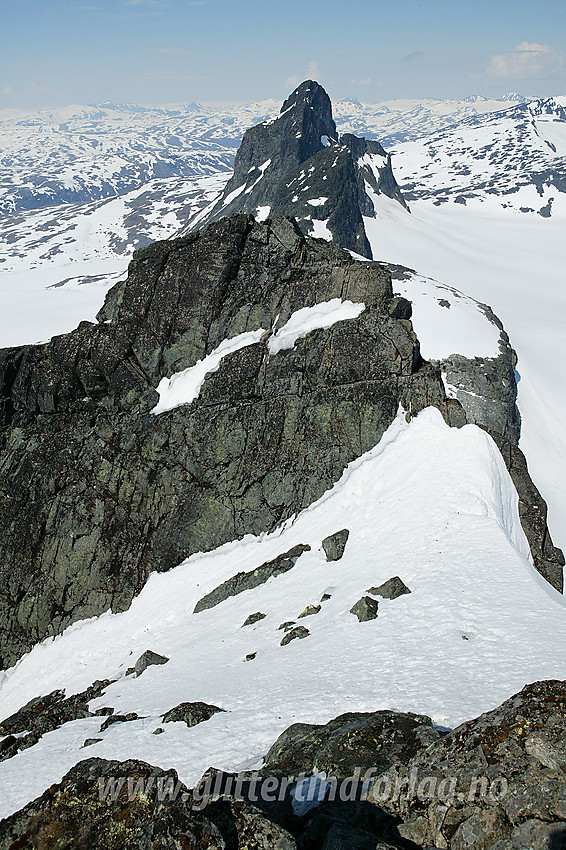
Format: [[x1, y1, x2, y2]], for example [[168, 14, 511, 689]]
[[242, 612, 267, 627], [280, 626, 310, 646], [0, 757, 227, 849], [162, 700, 224, 727], [322, 529, 350, 561], [194, 545, 310, 613], [263, 709, 439, 779], [350, 596, 379, 622], [371, 680, 566, 850], [82, 738, 102, 748], [367, 576, 411, 600], [99, 712, 139, 733], [133, 650, 169, 677]]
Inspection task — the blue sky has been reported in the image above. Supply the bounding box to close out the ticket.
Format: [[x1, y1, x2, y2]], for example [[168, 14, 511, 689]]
[[2, 0, 566, 108]]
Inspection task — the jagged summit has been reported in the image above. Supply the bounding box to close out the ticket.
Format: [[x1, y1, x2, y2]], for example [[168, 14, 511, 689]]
[[187, 80, 407, 259]]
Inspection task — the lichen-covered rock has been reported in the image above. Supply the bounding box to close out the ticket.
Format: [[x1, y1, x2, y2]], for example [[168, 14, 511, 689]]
[[350, 596, 379, 622], [0, 757, 226, 850], [263, 710, 439, 779], [0, 214, 455, 668], [194, 545, 311, 614], [298, 604, 321, 619], [370, 680, 566, 849], [322, 529, 350, 561], [280, 626, 310, 646]]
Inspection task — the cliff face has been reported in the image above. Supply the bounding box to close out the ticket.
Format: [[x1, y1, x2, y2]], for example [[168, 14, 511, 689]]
[[187, 80, 407, 258], [0, 214, 462, 668]]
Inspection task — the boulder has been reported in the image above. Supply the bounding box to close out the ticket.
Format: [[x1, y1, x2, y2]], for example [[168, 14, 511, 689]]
[[367, 577, 411, 600], [243, 612, 267, 627], [322, 529, 350, 562], [162, 701, 225, 727], [280, 626, 310, 646], [263, 710, 439, 779], [350, 596, 379, 621], [133, 649, 169, 677]]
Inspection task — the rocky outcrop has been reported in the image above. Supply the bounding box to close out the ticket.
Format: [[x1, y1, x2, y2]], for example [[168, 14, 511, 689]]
[[262, 710, 439, 779], [0, 680, 111, 762], [162, 701, 224, 727], [0, 756, 298, 850], [487, 431, 565, 591], [0, 213, 462, 668], [3, 681, 566, 849], [188, 80, 407, 259], [371, 680, 566, 850]]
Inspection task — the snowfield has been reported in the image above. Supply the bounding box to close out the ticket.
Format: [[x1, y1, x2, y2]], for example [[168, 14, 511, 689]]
[[361, 191, 566, 552], [1, 407, 565, 820]]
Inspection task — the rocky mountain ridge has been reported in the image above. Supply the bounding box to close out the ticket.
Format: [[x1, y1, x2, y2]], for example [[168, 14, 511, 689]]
[[0, 213, 466, 668]]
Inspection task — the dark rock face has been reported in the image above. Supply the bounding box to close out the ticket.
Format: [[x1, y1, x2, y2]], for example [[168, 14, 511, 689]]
[[341, 133, 409, 214], [322, 529, 350, 562], [263, 710, 439, 779], [162, 701, 225, 727], [188, 80, 407, 259], [0, 213, 461, 668], [0, 679, 111, 762], [194, 545, 311, 614], [371, 680, 566, 850]]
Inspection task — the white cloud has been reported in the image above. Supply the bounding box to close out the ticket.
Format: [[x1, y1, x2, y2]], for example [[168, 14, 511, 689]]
[[306, 60, 320, 80], [488, 42, 565, 79], [285, 60, 322, 91]]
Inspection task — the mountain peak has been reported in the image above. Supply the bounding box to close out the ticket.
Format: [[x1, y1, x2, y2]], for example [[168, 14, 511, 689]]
[[186, 80, 407, 259]]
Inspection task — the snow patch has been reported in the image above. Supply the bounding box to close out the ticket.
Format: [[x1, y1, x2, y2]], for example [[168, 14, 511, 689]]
[[151, 329, 266, 415], [268, 299, 366, 355]]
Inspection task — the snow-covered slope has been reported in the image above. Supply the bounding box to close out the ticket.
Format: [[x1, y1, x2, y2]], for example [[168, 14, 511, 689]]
[[333, 93, 531, 146], [360, 183, 566, 553], [0, 173, 225, 346], [1, 406, 565, 820], [390, 96, 566, 214]]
